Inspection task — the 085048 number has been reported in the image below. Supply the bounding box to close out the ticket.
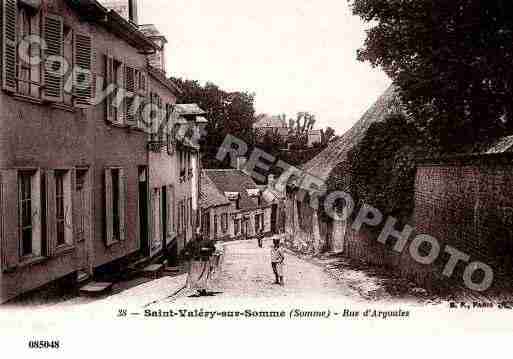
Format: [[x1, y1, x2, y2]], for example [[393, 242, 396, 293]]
[[28, 340, 60, 349]]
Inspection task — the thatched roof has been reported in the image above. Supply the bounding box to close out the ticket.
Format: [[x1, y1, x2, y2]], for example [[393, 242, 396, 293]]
[[301, 85, 404, 182]]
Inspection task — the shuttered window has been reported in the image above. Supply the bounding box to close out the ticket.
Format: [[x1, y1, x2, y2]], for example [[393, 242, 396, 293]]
[[73, 33, 93, 107], [1, 0, 17, 92], [42, 14, 63, 102]]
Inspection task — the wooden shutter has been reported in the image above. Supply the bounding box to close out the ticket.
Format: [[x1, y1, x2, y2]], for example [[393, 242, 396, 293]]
[[1, 170, 18, 270], [119, 168, 127, 241], [45, 170, 57, 256], [104, 169, 114, 245], [73, 33, 93, 107], [124, 66, 136, 126], [67, 169, 75, 245], [105, 53, 114, 123], [1, 0, 17, 92], [42, 14, 64, 102]]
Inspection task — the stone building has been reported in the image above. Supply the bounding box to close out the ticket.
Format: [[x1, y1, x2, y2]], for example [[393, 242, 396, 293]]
[[201, 168, 272, 241], [0, 0, 205, 303]]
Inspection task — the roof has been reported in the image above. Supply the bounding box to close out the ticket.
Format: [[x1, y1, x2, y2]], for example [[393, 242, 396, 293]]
[[67, 0, 157, 52], [301, 85, 404, 182], [204, 169, 269, 210], [147, 65, 182, 94], [139, 24, 168, 43], [254, 114, 287, 129], [200, 172, 231, 209], [175, 104, 207, 116], [486, 135, 513, 154]]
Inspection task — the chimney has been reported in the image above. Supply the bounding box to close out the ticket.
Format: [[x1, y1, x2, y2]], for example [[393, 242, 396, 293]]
[[237, 156, 247, 171], [129, 0, 138, 25]]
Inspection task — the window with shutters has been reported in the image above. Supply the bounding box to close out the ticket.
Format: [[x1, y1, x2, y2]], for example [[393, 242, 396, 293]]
[[17, 6, 41, 98], [18, 170, 42, 259], [2, 4, 93, 105], [213, 215, 218, 238]]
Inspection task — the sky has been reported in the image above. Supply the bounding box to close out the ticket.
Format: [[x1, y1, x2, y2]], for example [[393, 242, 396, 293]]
[[139, 0, 391, 135]]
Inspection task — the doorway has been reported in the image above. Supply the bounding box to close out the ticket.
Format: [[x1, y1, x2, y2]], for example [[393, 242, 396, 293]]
[[161, 186, 167, 249], [271, 204, 278, 234]]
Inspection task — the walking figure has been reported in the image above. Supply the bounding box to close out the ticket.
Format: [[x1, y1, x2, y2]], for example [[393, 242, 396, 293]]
[[257, 228, 264, 248], [270, 237, 285, 285]]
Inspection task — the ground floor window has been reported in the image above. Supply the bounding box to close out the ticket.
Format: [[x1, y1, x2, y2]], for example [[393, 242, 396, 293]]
[[55, 170, 73, 247], [18, 170, 42, 258]]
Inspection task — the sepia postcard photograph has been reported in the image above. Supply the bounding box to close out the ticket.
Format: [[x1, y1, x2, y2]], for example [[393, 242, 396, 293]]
[[0, 0, 512, 356]]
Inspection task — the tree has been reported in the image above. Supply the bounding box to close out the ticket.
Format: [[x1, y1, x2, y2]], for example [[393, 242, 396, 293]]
[[171, 77, 256, 167], [321, 127, 336, 146], [351, 0, 513, 151]]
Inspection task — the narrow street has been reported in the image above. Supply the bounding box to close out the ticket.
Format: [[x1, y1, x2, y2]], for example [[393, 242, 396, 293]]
[[66, 238, 361, 310], [198, 239, 355, 299]]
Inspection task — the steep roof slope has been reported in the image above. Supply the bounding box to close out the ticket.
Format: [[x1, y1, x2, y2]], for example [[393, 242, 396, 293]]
[[301, 85, 404, 182], [200, 171, 231, 209], [204, 169, 269, 210]]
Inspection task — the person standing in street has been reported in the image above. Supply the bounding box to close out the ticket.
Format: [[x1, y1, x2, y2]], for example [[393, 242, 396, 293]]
[[257, 228, 264, 248], [270, 237, 285, 285]]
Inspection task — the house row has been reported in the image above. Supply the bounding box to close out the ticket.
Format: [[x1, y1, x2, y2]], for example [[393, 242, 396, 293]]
[[199, 159, 286, 241], [0, 0, 205, 303]]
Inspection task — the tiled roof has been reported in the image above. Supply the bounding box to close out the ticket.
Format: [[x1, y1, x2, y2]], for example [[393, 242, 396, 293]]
[[200, 172, 231, 209], [204, 169, 269, 210], [301, 85, 404, 182]]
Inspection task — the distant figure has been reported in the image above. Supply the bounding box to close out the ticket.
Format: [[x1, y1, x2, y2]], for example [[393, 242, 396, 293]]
[[180, 231, 216, 296], [270, 237, 285, 285], [257, 228, 264, 248]]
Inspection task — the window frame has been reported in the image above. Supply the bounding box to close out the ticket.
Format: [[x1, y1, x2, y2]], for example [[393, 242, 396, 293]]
[[17, 169, 42, 261]]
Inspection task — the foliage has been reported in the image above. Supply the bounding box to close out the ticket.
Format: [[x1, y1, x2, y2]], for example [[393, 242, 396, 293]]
[[346, 114, 421, 222], [351, 0, 513, 150], [171, 77, 256, 168]]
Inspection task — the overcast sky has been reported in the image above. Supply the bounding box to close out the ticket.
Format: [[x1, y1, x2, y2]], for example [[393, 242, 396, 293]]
[[140, 0, 391, 134]]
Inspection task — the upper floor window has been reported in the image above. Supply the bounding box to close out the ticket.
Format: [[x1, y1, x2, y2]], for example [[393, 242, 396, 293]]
[[1, 3, 93, 106]]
